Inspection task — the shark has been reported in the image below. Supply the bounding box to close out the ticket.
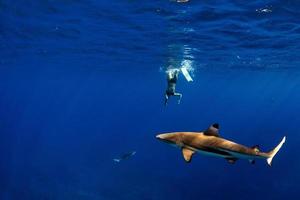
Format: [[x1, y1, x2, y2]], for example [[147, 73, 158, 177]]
[[113, 151, 136, 163], [156, 123, 286, 166]]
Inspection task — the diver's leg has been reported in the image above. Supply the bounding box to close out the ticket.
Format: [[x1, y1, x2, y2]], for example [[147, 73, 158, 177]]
[[174, 93, 182, 104], [164, 94, 169, 106]]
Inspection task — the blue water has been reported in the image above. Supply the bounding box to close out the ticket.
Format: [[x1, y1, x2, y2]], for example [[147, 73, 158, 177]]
[[0, 0, 300, 199]]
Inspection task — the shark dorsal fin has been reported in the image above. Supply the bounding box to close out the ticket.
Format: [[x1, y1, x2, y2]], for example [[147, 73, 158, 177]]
[[204, 123, 220, 137], [182, 148, 195, 163], [251, 145, 260, 152]]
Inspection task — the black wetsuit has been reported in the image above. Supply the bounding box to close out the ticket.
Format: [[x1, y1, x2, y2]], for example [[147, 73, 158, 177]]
[[166, 74, 177, 96]]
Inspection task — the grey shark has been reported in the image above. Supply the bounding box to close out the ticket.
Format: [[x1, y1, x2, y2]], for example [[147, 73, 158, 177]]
[[113, 151, 136, 163], [156, 123, 286, 166]]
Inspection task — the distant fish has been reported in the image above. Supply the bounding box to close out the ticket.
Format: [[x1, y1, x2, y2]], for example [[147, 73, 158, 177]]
[[113, 151, 136, 163], [256, 7, 272, 13], [172, 0, 190, 3]]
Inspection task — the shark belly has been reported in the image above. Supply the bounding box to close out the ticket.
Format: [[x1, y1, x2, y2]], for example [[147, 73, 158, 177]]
[[190, 145, 234, 158], [222, 150, 266, 160], [197, 149, 231, 158]]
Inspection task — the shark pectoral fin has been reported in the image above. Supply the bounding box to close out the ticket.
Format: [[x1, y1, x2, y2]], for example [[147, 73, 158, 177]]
[[226, 158, 238, 164], [204, 123, 220, 137], [182, 148, 195, 163]]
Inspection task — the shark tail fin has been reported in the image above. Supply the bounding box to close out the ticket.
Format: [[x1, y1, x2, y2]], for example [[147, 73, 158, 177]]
[[266, 136, 286, 166]]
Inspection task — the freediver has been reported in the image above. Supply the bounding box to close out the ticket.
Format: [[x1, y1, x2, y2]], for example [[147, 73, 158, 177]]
[[165, 69, 182, 105]]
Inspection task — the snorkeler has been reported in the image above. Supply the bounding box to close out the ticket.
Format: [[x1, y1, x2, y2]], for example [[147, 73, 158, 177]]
[[165, 69, 182, 105]]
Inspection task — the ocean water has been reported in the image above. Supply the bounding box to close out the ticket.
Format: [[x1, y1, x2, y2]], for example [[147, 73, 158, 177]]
[[0, 0, 299, 199]]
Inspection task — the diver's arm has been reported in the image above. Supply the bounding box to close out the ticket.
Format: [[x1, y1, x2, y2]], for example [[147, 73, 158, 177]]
[[167, 71, 173, 81], [174, 69, 180, 80]]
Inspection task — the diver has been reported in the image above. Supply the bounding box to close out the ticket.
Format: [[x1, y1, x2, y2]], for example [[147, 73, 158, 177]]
[[165, 69, 182, 105]]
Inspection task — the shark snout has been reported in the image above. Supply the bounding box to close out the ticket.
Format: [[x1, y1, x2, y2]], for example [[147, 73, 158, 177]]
[[156, 133, 171, 141], [156, 134, 165, 140], [156, 133, 174, 144], [156, 133, 181, 147]]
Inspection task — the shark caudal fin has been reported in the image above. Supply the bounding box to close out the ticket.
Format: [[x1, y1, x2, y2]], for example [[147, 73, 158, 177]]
[[266, 136, 286, 166]]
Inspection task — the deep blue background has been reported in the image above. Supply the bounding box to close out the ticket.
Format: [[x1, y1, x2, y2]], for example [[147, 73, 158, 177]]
[[0, 0, 300, 199]]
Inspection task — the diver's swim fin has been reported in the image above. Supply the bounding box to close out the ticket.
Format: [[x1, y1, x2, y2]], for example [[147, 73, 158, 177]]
[[181, 67, 193, 82]]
